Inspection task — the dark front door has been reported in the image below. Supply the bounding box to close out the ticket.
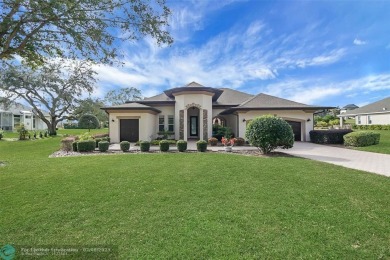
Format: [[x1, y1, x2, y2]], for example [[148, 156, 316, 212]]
[[190, 116, 198, 136], [286, 120, 301, 141], [120, 119, 139, 142]]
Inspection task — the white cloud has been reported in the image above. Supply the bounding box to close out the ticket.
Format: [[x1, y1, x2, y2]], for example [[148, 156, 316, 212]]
[[353, 38, 367, 45]]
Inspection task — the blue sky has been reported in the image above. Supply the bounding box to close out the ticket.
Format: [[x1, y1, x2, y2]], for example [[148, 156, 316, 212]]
[[93, 0, 390, 108]]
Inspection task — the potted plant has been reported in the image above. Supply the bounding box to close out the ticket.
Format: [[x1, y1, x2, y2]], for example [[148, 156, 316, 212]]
[[221, 137, 236, 152]]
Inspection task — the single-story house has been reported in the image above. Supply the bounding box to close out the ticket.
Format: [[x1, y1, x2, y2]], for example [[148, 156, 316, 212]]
[[101, 82, 332, 143], [338, 97, 390, 126], [0, 102, 49, 131]]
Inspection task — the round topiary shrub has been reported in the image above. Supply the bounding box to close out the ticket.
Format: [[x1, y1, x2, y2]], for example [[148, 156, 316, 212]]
[[140, 141, 150, 152], [246, 115, 294, 154], [77, 140, 96, 152], [196, 140, 208, 152], [234, 137, 246, 146], [120, 141, 130, 152], [159, 140, 170, 152], [78, 114, 100, 129], [98, 141, 109, 152], [208, 137, 218, 146], [177, 140, 187, 152]]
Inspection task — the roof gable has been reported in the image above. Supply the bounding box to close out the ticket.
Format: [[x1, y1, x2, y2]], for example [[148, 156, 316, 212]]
[[342, 97, 390, 115]]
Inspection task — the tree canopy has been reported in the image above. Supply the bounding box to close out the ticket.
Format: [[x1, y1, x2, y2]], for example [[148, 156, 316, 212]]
[[0, 0, 173, 66], [73, 98, 108, 123], [0, 60, 96, 135], [104, 87, 142, 105]]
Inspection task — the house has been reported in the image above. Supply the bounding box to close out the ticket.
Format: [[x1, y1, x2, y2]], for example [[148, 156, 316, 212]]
[[340, 104, 359, 114], [101, 82, 332, 143], [338, 97, 390, 126], [0, 101, 49, 131]]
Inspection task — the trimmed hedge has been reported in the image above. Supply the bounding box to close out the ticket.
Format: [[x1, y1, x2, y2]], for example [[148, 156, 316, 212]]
[[177, 140, 187, 152], [98, 141, 110, 152], [95, 138, 102, 148], [72, 141, 78, 152], [344, 131, 380, 147], [159, 140, 170, 152], [352, 124, 390, 130], [208, 137, 218, 146], [140, 141, 150, 152], [310, 129, 352, 144], [196, 140, 207, 152], [234, 137, 245, 146], [120, 141, 130, 152], [77, 140, 96, 152]]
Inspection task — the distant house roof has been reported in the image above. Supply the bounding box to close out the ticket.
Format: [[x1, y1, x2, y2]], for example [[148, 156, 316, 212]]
[[340, 97, 390, 116], [101, 102, 161, 113], [0, 101, 50, 116], [342, 104, 359, 110]]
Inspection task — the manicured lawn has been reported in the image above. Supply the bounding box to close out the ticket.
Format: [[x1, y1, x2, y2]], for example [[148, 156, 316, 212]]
[[0, 128, 108, 139], [0, 133, 389, 259], [354, 130, 390, 155]]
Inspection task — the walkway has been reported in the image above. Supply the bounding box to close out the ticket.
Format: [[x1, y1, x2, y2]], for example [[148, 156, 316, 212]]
[[280, 142, 390, 177]]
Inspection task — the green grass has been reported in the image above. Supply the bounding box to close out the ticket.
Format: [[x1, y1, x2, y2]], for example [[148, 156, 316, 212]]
[[354, 130, 390, 154], [0, 128, 108, 139], [0, 131, 389, 259]]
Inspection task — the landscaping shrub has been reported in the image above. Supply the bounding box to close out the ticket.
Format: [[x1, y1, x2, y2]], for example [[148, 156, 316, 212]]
[[310, 129, 352, 144], [61, 137, 75, 152], [344, 132, 380, 147], [315, 121, 328, 127], [72, 141, 78, 152], [39, 132, 43, 138], [0, 131, 3, 140], [151, 139, 176, 145], [352, 124, 390, 131], [98, 141, 110, 152], [78, 114, 100, 129], [95, 138, 102, 148], [196, 140, 208, 152], [208, 137, 218, 146], [212, 124, 233, 141], [246, 115, 294, 154], [64, 123, 79, 129], [177, 140, 187, 152], [17, 124, 29, 140], [93, 133, 109, 138], [120, 141, 130, 152], [329, 119, 340, 126], [77, 140, 96, 152], [140, 141, 150, 152], [234, 137, 245, 146], [79, 132, 93, 141], [44, 131, 48, 137], [159, 140, 170, 152]]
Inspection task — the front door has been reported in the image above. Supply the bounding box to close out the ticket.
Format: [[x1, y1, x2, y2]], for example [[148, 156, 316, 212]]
[[190, 116, 198, 136], [120, 119, 139, 142]]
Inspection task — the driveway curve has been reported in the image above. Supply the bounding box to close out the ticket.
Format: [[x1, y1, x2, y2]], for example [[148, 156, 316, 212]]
[[280, 142, 390, 177]]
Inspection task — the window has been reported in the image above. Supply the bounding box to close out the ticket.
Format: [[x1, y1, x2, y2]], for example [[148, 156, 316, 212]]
[[368, 115, 372, 124], [358, 116, 361, 124], [159, 115, 165, 132], [168, 115, 174, 132], [25, 115, 31, 119]]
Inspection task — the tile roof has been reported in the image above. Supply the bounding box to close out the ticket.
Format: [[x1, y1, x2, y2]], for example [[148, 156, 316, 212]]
[[238, 93, 315, 108]]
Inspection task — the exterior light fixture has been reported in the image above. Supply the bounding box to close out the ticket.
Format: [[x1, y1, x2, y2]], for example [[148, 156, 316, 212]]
[[242, 119, 246, 122], [307, 118, 311, 122]]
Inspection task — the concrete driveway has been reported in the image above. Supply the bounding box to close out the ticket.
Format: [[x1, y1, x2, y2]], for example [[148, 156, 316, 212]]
[[280, 142, 390, 177]]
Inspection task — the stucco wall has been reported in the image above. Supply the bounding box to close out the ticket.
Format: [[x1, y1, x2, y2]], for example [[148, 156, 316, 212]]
[[356, 113, 390, 125], [237, 110, 314, 141], [108, 112, 157, 143]]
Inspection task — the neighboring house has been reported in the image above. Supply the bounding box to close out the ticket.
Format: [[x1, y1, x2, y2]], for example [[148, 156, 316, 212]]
[[340, 104, 359, 114], [0, 102, 49, 131], [101, 82, 332, 143], [338, 97, 390, 126]]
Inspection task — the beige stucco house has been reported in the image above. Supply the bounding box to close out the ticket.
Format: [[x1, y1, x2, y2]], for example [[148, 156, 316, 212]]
[[339, 97, 390, 126], [102, 82, 330, 143]]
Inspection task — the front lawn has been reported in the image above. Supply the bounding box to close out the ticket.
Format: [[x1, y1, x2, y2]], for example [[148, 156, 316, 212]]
[[0, 134, 389, 259], [354, 130, 390, 154]]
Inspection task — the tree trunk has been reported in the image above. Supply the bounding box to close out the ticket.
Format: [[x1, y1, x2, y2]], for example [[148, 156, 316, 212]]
[[47, 117, 57, 136]]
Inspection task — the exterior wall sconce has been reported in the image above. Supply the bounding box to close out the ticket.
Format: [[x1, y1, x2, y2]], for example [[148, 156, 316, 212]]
[[307, 118, 311, 122], [242, 119, 246, 122], [111, 119, 115, 122]]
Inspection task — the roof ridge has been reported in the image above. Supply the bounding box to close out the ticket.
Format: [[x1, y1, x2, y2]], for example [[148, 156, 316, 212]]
[[238, 93, 263, 107]]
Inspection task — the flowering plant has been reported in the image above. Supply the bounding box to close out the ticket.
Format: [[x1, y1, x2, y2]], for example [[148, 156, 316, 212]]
[[221, 137, 236, 146]]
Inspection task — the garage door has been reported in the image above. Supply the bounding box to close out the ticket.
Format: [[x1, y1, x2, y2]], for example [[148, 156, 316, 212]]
[[120, 119, 139, 142], [286, 120, 302, 141]]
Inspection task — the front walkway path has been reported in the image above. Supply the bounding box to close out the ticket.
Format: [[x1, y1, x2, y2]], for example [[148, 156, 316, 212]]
[[279, 142, 390, 177]]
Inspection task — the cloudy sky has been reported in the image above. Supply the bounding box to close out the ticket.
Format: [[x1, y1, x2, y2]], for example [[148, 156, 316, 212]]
[[93, 0, 390, 107]]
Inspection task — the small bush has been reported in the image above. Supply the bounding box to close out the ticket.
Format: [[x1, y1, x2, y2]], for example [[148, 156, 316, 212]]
[[208, 137, 218, 146], [39, 132, 43, 138], [79, 132, 93, 141], [234, 137, 245, 146], [77, 140, 96, 152], [246, 115, 294, 154], [196, 140, 207, 152], [310, 129, 353, 144], [78, 114, 100, 129], [93, 133, 109, 138], [315, 121, 328, 127], [177, 140, 187, 152], [140, 141, 150, 152], [17, 124, 29, 140], [159, 140, 170, 152], [98, 141, 110, 152], [344, 131, 380, 147], [0, 131, 3, 140], [95, 138, 102, 148], [352, 124, 390, 131], [329, 119, 340, 126], [120, 141, 130, 152], [72, 141, 78, 152], [61, 137, 75, 152], [44, 131, 48, 137]]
